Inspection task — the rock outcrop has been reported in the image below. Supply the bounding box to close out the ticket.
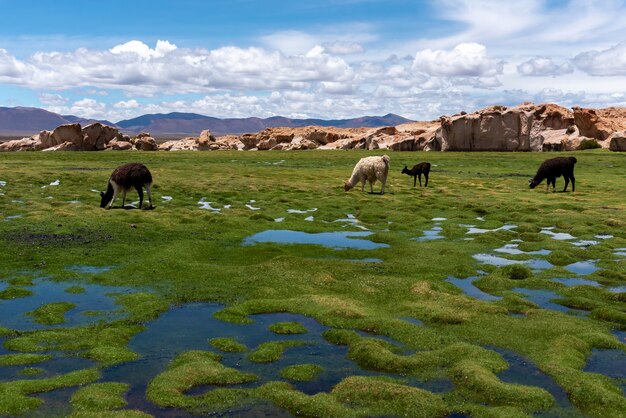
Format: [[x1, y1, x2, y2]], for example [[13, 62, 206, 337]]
[[2, 102, 625, 152], [440, 103, 573, 152], [609, 130, 626, 151]]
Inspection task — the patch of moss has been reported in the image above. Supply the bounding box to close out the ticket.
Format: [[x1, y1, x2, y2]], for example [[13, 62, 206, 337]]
[[248, 341, 306, 363], [268, 321, 307, 334], [0, 368, 100, 416], [19, 367, 44, 376], [112, 292, 170, 322], [501, 265, 532, 281], [71, 382, 128, 412], [0, 353, 52, 366], [27, 302, 75, 325], [146, 350, 257, 413], [257, 381, 358, 417], [65, 285, 86, 294], [0, 287, 33, 300], [209, 337, 247, 353], [332, 376, 449, 417], [280, 364, 323, 381], [7, 276, 34, 286]]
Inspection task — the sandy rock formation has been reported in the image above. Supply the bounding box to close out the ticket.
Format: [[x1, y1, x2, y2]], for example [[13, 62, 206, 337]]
[[0, 137, 39, 152], [82, 123, 121, 150], [609, 130, 626, 151], [573, 107, 626, 141], [440, 103, 574, 152], [132, 133, 158, 151], [106, 139, 134, 151]]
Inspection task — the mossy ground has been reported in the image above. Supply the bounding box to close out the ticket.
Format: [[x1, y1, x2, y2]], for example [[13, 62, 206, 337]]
[[0, 150, 624, 416]]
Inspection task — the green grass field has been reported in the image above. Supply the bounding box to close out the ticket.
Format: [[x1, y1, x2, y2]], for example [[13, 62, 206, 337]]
[[0, 150, 624, 417]]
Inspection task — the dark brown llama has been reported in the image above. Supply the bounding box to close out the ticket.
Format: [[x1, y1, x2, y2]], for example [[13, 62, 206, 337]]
[[529, 157, 577, 192], [100, 163, 154, 209], [401, 162, 431, 187]]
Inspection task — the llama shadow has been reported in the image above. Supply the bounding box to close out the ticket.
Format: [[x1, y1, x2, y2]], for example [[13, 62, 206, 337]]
[[112, 205, 156, 210]]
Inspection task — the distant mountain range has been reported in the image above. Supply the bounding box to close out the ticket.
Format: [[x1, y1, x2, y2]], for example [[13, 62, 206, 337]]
[[0, 106, 413, 137]]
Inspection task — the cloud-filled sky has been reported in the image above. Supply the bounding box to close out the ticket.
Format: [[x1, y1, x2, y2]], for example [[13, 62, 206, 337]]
[[0, 0, 625, 122]]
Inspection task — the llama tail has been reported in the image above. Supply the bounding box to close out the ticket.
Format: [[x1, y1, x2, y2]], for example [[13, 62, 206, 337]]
[[381, 155, 390, 166]]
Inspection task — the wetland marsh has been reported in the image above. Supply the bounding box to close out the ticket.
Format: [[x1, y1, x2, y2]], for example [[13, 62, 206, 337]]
[[0, 150, 624, 417]]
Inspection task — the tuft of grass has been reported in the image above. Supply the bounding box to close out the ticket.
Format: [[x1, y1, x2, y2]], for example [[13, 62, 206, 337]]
[[0, 353, 52, 366], [27, 302, 75, 325], [268, 321, 308, 334], [209, 337, 247, 353], [65, 285, 86, 294], [19, 367, 44, 376], [71, 382, 129, 412], [248, 341, 306, 363], [502, 265, 532, 280], [280, 364, 323, 381], [0, 287, 33, 300]]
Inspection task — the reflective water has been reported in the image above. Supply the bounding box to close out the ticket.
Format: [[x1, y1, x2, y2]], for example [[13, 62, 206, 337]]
[[0, 279, 129, 331], [549, 277, 601, 287], [564, 260, 599, 275], [512, 288, 587, 316], [466, 224, 517, 234], [243, 230, 389, 250], [65, 265, 113, 274], [494, 243, 551, 256], [446, 276, 501, 301], [101, 304, 452, 415], [473, 254, 553, 270]]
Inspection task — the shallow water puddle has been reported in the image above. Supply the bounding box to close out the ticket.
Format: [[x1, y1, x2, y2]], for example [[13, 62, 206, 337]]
[[564, 260, 600, 275], [584, 347, 626, 392], [473, 253, 553, 270], [102, 304, 451, 415], [490, 347, 573, 409], [332, 214, 368, 231], [287, 208, 317, 214], [161, 196, 173, 201], [4, 214, 23, 222], [549, 277, 601, 287], [494, 243, 550, 256], [243, 230, 389, 250], [304, 216, 314, 222], [466, 224, 517, 234], [540, 228, 575, 241], [446, 276, 501, 301], [512, 288, 587, 316], [0, 278, 130, 330], [198, 198, 222, 212], [614, 248, 626, 258], [41, 179, 60, 188]]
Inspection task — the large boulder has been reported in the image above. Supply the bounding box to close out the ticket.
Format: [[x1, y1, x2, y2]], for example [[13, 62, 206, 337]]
[[105, 139, 133, 151], [42, 141, 81, 151], [0, 137, 39, 152], [50, 123, 83, 147], [573, 107, 626, 141], [440, 103, 573, 151], [133, 135, 157, 151], [82, 123, 120, 150], [198, 129, 216, 150], [609, 130, 626, 151], [158, 137, 199, 151]]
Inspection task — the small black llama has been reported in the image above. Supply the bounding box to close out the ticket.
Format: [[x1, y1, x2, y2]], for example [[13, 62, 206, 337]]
[[401, 162, 431, 187], [529, 156, 577, 192], [100, 163, 154, 209]]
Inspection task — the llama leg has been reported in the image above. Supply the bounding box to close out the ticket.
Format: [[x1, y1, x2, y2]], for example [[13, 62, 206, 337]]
[[145, 183, 153, 207], [107, 189, 119, 209], [413, 176, 417, 187], [380, 180, 385, 195], [418, 174, 422, 187], [563, 177, 569, 192], [571, 175, 575, 192], [121, 190, 128, 207], [135, 186, 144, 209], [361, 180, 365, 192], [370, 181, 374, 193], [424, 172, 429, 187]]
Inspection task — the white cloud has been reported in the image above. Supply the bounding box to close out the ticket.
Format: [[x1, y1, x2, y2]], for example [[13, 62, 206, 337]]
[[572, 42, 626, 76], [109, 40, 177, 59], [517, 57, 574, 77], [322, 41, 364, 55], [114, 99, 139, 109], [412, 43, 503, 77], [38, 92, 67, 106]]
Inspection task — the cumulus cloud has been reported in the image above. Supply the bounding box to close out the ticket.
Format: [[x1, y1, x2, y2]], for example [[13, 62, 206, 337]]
[[322, 41, 364, 55], [517, 57, 574, 76], [572, 42, 626, 76], [412, 43, 503, 77], [114, 99, 139, 109], [109, 40, 177, 59], [38, 92, 67, 106]]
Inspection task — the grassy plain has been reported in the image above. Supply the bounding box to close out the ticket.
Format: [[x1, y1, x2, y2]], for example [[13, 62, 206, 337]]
[[0, 149, 624, 417]]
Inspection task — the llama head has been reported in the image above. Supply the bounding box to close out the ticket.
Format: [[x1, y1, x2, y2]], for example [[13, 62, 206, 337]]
[[528, 178, 538, 189], [401, 165, 410, 175], [344, 180, 352, 192], [100, 190, 112, 208]]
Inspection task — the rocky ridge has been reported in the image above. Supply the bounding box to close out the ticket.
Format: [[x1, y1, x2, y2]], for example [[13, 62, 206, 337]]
[[1, 103, 625, 152]]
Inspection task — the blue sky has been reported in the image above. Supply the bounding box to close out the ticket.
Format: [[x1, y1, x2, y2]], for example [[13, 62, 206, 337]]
[[1, 0, 625, 121]]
